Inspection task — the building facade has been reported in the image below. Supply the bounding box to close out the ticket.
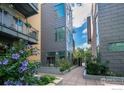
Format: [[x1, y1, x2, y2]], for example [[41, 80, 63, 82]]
[[0, 3, 40, 61], [87, 3, 97, 57], [27, 4, 41, 61], [89, 3, 124, 74], [41, 3, 73, 65]]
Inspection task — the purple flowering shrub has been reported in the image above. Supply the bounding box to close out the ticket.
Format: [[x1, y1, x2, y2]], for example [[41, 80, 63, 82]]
[[0, 40, 39, 85]]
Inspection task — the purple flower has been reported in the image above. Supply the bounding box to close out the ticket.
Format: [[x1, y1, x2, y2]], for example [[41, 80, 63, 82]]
[[4, 80, 23, 85], [3, 58, 9, 65], [19, 66, 27, 73], [12, 53, 20, 60], [22, 60, 28, 67], [19, 60, 28, 73], [4, 80, 14, 85], [0, 61, 2, 65]]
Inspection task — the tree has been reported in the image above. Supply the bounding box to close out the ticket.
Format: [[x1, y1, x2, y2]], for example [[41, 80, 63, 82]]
[[73, 48, 85, 65]]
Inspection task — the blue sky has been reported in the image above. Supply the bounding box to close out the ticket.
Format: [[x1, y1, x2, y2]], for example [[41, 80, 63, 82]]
[[72, 4, 92, 49], [73, 21, 88, 49]]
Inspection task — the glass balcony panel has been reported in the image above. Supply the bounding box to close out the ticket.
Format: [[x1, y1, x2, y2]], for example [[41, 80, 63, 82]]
[[23, 23, 28, 35], [29, 27, 38, 40], [0, 9, 38, 43]]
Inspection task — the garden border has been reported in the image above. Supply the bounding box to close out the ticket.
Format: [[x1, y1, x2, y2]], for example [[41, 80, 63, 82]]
[[47, 77, 63, 85], [61, 65, 78, 75], [34, 74, 63, 85], [83, 69, 124, 85], [38, 65, 78, 75]]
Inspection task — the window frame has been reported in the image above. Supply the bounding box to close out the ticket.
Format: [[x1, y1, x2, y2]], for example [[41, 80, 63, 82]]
[[108, 41, 124, 52], [55, 27, 65, 42]]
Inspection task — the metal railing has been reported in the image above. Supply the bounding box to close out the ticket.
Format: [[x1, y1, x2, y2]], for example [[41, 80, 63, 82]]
[[31, 3, 38, 10], [0, 8, 38, 41]]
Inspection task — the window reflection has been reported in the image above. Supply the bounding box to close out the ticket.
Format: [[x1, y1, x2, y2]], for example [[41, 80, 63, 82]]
[[55, 27, 65, 42], [54, 4, 65, 17]]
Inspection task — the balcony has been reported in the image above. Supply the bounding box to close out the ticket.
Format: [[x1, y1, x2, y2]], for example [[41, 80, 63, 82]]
[[12, 3, 38, 17], [0, 9, 38, 44]]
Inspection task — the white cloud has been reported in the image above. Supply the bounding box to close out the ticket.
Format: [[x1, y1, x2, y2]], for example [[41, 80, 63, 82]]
[[76, 43, 91, 49], [72, 4, 92, 28], [82, 28, 87, 34]]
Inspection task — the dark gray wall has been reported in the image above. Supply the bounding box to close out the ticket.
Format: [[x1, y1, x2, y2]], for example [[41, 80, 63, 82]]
[[41, 4, 73, 62], [98, 4, 124, 74], [41, 4, 66, 52]]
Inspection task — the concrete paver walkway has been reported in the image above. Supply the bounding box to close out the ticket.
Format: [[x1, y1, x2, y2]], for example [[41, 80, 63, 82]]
[[38, 67, 101, 85], [60, 67, 101, 85]]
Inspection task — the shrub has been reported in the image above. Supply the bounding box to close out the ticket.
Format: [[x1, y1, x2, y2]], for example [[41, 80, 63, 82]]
[[25, 22, 32, 28], [0, 39, 40, 85], [39, 75, 56, 85], [58, 59, 71, 72], [86, 61, 109, 75]]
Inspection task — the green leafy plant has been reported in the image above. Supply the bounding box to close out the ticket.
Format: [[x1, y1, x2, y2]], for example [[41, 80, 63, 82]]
[[40, 75, 56, 85], [58, 59, 71, 72], [86, 60, 109, 75], [25, 22, 32, 28], [83, 49, 110, 76], [0, 39, 40, 85]]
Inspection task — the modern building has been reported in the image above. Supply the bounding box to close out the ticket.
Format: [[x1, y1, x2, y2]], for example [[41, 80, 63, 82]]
[[0, 3, 40, 61], [27, 4, 41, 61], [89, 3, 124, 74], [41, 3, 73, 65], [87, 3, 97, 57]]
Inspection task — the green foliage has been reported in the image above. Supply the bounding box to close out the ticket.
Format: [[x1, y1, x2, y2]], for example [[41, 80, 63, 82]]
[[83, 49, 110, 76], [0, 39, 40, 85], [25, 22, 32, 28], [58, 59, 71, 72], [73, 48, 84, 59], [86, 61, 109, 75], [40, 75, 56, 85], [22, 75, 56, 85], [83, 48, 92, 63]]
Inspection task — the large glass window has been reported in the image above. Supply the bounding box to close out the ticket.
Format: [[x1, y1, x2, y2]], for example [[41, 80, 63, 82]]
[[54, 3, 65, 17], [108, 42, 124, 52], [55, 27, 65, 42], [58, 51, 65, 59]]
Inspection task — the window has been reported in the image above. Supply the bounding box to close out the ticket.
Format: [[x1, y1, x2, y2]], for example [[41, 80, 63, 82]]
[[54, 3, 65, 17], [47, 52, 56, 57], [47, 52, 56, 66], [108, 42, 124, 52], [16, 19, 23, 32], [55, 27, 65, 42], [58, 51, 65, 59]]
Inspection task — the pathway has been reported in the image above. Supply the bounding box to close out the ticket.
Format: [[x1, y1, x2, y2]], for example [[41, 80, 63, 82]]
[[38, 66, 102, 85], [60, 67, 101, 85]]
